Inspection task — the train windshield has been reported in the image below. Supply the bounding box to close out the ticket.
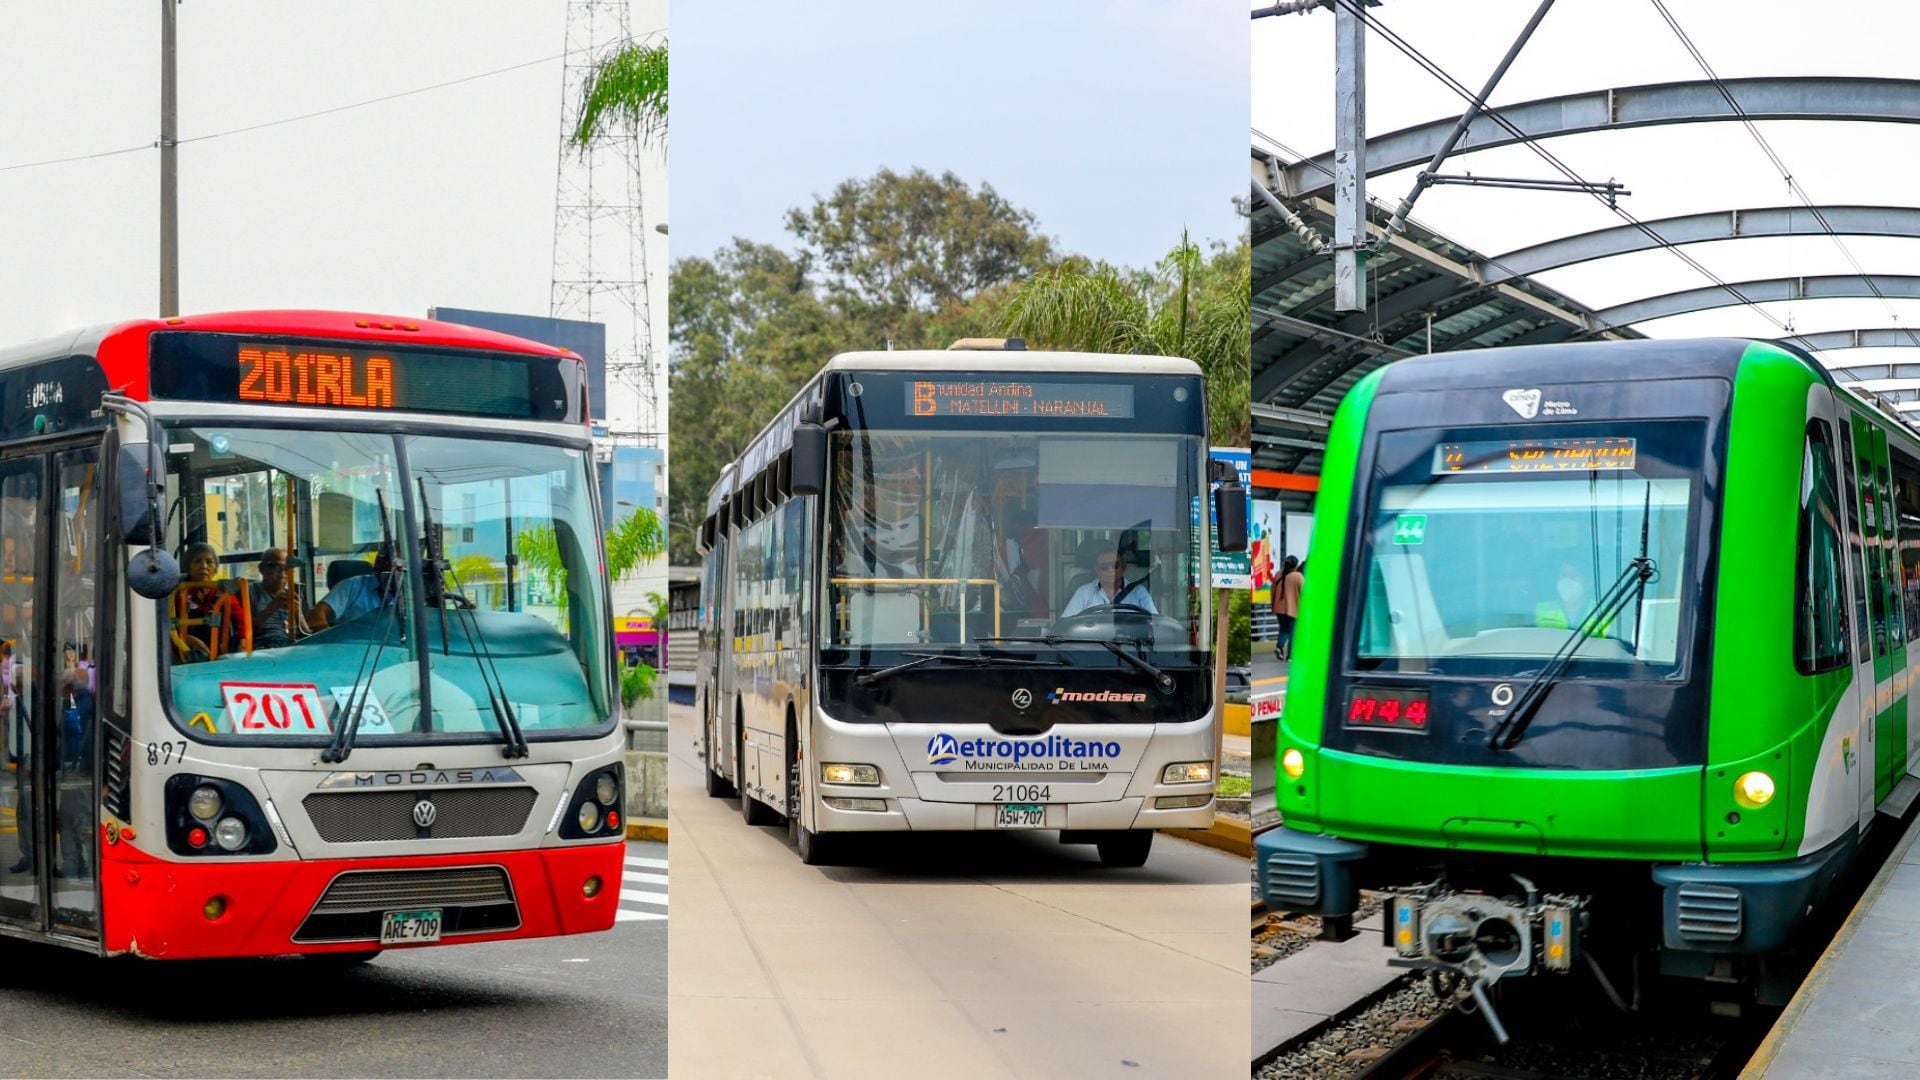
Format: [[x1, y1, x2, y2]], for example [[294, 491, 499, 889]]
[[823, 430, 1208, 659], [1351, 419, 1707, 676], [161, 424, 611, 744]]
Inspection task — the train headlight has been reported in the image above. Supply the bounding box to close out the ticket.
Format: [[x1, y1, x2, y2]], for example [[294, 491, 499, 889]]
[[821, 763, 880, 785], [188, 785, 223, 822], [1734, 771, 1776, 809], [1281, 748, 1306, 780], [1161, 762, 1213, 784]]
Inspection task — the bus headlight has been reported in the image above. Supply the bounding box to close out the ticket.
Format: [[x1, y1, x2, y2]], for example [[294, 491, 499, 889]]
[[1161, 762, 1213, 784], [1734, 771, 1775, 809], [821, 763, 880, 785], [1281, 748, 1306, 780], [594, 773, 620, 806], [213, 817, 249, 851], [578, 801, 603, 833], [188, 786, 223, 822]]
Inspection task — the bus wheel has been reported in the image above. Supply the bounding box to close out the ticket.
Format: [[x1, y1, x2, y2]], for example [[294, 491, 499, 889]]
[[797, 822, 837, 866], [704, 720, 736, 798], [1094, 831, 1153, 868]]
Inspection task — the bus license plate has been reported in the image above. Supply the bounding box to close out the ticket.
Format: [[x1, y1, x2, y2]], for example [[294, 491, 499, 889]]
[[995, 804, 1046, 829], [380, 908, 443, 945]]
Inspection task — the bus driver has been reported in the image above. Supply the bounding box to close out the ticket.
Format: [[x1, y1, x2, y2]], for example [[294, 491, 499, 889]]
[[1060, 540, 1156, 618]]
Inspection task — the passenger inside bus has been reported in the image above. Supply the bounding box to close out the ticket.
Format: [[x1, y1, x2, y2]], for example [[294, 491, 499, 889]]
[[249, 547, 303, 648], [172, 542, 241, 662]]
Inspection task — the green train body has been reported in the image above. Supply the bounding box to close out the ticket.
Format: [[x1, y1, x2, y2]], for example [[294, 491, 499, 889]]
[[1257, 338, 1920, 994]]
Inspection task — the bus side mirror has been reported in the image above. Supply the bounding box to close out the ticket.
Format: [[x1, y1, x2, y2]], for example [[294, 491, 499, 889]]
[[1213, 480, 1248, 554], [116, 442, 182, 599], [115, 443, 159, 545], [791, 422, 827, 497]]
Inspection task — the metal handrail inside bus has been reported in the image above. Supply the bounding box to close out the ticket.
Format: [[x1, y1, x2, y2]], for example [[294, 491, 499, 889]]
[[829, 577, 1002, 643]]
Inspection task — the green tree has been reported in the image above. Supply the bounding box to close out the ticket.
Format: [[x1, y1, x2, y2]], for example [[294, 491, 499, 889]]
[[784, 167, 1055, 335], [997, 233, 1251, 446], [518, 505, 664, 611], [571, 39, 668, 149]]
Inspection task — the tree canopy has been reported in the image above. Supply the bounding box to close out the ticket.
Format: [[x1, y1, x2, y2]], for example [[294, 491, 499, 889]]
[[571, 39, 668, 149]]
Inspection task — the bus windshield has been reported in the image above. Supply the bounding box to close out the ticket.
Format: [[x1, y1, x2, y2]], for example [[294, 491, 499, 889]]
[[823, 430, 1207, 657], [161, 424, 611, 743]]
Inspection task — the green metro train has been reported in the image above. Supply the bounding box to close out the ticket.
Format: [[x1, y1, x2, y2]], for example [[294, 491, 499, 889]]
[[1257, 338, 1920, 1018]]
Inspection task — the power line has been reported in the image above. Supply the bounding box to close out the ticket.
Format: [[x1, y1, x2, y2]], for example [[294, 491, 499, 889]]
[[1326, 0, 1805, 344], [0, 30, 665, 175], [1646, 0, 1920, 351]]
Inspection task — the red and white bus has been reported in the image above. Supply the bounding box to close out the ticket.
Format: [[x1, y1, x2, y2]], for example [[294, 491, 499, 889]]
[[0, 310, 625, 960]]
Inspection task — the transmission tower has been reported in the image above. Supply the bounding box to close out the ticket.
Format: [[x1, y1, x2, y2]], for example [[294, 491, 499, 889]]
[[552, 0, 659, 444]]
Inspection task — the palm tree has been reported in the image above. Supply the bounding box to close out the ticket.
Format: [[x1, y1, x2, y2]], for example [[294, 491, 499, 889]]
[[998, 232, 1251, 446], [571, 39, 668, 149]]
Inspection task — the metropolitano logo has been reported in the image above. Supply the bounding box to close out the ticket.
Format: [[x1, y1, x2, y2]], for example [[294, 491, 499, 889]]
[[927, 733, 962, 766]]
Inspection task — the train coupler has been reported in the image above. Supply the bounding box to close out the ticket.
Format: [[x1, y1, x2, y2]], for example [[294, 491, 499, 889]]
[[1381, 876, 1589, 984]]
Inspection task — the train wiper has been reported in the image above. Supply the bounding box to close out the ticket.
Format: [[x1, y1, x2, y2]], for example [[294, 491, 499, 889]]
[[977, 636, 1177, 695], [855, 650, 1065, 687], [1490, 485, 1658, 752]]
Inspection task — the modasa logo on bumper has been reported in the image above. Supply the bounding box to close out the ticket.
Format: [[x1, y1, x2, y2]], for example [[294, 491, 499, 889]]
[[1047, 687, 1147, 704], [925, 733, 1123, 772]]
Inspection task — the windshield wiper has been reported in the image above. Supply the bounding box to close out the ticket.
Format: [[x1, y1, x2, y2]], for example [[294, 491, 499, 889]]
[[855, 650, 1065, 687], [420, 479, 527, 758], [323, 488, 405, 764], [977, 635, 1178, 695], [1489, 486, 1658, 752]]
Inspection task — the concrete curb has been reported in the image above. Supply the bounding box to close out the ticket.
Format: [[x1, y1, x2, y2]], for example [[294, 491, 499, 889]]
[[625, 819, 668, 843], [1167, 814, 1252, 859]]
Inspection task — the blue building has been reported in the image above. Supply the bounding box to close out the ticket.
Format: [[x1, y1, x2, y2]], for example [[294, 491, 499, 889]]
[[599, 439, 666, 529]]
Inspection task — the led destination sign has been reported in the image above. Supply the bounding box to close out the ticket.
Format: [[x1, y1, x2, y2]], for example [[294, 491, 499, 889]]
[[907, 381, 1135, 419], [1434, 437, 1637, 475], [149, 332, 576, 422]]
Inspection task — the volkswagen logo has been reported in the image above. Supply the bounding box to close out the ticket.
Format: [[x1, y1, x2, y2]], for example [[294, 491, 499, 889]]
[[1011, 688, 1034, 710], [1491, 683, 1515, 707], [412, 799, 438, 828]]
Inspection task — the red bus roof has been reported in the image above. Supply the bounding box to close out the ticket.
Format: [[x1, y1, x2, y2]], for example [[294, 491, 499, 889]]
[[53, 309, 581, 404]]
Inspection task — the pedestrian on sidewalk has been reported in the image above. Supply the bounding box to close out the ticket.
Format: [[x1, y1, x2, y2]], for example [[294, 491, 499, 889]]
[[1273, 555, 1303, 661]]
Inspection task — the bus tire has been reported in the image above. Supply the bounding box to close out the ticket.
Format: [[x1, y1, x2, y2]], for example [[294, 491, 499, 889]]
[[1094, 830, 1153, 868], [704, 718, 735, 798], [797, 823, 837, 866]]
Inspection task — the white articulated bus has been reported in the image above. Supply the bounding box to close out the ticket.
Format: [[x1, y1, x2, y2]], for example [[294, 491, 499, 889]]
[[695, 341, 1245, 865]]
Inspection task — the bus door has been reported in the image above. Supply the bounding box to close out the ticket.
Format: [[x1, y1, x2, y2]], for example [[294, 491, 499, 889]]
[[0, 447, 101, 938], [710, 532, 736, 781]]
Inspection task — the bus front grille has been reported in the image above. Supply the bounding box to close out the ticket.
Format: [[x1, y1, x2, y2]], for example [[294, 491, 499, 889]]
[[302, 788, 539, 843], [293, 866, 521, 943]]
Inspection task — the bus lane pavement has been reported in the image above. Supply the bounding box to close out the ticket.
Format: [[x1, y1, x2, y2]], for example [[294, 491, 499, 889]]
[[666, 703, 1247, 1080]]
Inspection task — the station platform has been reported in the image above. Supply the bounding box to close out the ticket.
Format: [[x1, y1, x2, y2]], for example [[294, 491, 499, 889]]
[[1747, 812, 1920, 1076]]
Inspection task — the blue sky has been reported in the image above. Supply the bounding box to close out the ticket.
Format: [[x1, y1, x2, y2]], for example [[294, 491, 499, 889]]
[[672, 0, 1246, 271]]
